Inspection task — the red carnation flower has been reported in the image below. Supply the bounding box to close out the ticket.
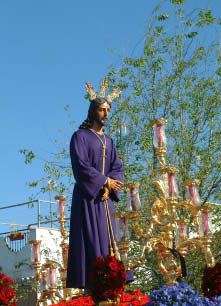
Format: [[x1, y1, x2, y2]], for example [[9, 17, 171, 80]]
[[202, 261, 221, 299], [88, 255, 126, 303], [0, 273, 17, 306]]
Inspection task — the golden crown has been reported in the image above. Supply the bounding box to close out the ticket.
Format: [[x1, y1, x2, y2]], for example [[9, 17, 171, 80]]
[[85, 78, 121, 103]]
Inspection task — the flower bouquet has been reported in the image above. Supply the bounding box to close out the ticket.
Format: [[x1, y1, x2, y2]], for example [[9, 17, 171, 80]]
[[146, 282, 221, 306], [202, 262, 221, 300], [0, 272, 17, 306], [8, 232, 25, 241], [88, 255, 126, 304]]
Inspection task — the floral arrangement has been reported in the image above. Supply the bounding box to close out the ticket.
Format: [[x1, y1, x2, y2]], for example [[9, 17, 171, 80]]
[[88, 255, 126, 303], [202, 262, 221, 299], [0, 272, 17, 306], [50, 291, 150, 306], [146, 282, 221, 306]]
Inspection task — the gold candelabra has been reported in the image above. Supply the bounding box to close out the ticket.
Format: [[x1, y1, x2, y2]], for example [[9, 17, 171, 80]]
[[29, 196, 81, 305], [113, 118, 215, 286]]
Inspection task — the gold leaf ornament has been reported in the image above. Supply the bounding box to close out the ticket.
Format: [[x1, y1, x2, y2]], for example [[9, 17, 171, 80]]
[[106, 87, 122, 103], [99, 78, 109, 98], [85, 79, 122, 102], [85, 82, 97, 100]]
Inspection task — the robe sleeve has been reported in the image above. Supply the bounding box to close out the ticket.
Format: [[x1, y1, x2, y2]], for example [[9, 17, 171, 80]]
[[70, 131, 107, 199], [107, 138, 124, 202]]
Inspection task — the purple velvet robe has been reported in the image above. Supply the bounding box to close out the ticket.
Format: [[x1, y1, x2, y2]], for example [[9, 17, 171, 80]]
[[66, 129, 133, 288]]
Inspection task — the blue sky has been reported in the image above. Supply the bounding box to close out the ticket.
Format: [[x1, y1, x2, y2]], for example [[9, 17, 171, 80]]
[[0, 0, 220, 231]]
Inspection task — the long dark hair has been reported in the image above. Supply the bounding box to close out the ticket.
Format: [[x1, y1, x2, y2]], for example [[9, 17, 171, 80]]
[[79, 98, 111, 129]]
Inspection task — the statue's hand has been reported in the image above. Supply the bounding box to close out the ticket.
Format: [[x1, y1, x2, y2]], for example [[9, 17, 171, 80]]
[[101, 186, 110, 201], [108, 178, 123, 191]]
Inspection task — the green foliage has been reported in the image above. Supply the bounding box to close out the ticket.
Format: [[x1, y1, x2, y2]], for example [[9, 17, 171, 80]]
[[19, 149, 35, 164], [197, 9, 216, 27], [157, 14, 169, 21], [183, 229, 221, 294], [170, 0, 185, 4], [14, 259, 32, 270], [106, 1, 220, 205], [128, 241, 168, 294], [185, 31, 198, 39]]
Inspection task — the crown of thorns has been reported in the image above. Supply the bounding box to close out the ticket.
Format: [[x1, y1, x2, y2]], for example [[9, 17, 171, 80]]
[[85, 78, 121, 103]]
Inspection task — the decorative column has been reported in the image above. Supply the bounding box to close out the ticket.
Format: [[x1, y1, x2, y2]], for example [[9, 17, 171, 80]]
[[29, 240, 42, 305], [114, 214, 130, 266], [46, 261, 58, 305], [183, 179, 201, 205], [56, 195, 68, 238], [150, 118, 167, 167], [125, 183, 141, 211]]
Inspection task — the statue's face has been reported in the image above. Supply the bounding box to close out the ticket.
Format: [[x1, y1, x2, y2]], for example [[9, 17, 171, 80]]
[[94, 102, 111, 126]]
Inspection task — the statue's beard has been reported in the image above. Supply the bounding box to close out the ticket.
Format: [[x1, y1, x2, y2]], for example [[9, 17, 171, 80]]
[[94, 115, 109, 126], [100, 118, 108, 126]]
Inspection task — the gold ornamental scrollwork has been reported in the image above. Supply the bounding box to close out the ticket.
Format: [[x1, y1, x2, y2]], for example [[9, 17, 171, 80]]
[[150, 118, 168, 126]]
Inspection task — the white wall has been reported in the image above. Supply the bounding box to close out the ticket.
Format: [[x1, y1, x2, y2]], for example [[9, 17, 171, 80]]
[[0, 227, 64, 281]]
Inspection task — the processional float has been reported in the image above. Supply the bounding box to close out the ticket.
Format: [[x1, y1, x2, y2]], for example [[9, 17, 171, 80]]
[[30, 119, 215, 305]]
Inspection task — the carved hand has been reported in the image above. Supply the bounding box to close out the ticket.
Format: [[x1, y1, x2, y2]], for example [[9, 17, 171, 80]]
[[108, 178, 123, 191], [101, 186, 110, 201]]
